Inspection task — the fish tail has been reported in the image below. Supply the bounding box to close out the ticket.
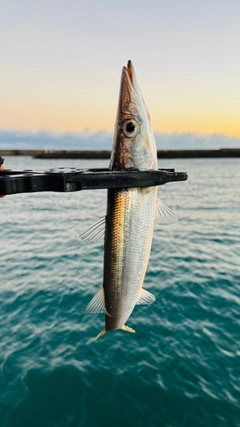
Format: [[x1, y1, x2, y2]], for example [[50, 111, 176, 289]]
[[93, 329, 106, 342], [121, 325, 135, 333]]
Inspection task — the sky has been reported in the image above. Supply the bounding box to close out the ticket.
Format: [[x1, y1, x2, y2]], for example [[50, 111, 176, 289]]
[[0, 0, 240, 149]]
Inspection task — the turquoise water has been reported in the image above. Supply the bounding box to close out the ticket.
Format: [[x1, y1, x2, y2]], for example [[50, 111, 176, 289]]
[[0, 157, 239, 427]]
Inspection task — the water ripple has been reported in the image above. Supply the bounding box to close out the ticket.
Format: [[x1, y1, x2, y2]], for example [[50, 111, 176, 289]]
[[0, 158, 240, 426]]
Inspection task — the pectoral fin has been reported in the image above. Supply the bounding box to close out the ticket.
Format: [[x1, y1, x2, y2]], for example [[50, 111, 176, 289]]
[[155, 199, 178, 225]]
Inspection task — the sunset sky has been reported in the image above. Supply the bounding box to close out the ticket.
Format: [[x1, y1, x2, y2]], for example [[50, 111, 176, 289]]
[[0, 0, 239, 148]]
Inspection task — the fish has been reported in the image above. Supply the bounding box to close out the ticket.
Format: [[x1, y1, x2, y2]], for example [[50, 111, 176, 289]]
[[81, 61, 176, 340]]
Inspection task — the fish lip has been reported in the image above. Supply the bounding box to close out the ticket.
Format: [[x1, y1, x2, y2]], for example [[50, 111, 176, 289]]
[[119, 60, 138, 113], [122, 60, 135, 89], [127, 60, 134, 85]]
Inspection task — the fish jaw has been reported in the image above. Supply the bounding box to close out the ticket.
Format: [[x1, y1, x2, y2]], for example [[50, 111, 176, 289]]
[[110, 61, 158, 171]]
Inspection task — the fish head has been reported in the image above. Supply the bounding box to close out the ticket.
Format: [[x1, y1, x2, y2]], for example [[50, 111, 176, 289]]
[[110, 60, 158, 171]]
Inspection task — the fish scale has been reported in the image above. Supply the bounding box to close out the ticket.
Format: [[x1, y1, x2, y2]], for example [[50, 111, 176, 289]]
[[104, 187, 158, 332]]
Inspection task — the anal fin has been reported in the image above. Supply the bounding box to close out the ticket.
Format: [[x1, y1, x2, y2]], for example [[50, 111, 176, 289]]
[[86, 287, 109, 315]]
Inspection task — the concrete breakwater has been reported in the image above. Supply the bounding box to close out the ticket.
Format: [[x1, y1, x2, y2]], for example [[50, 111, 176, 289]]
[[0, 148, 240, 158]]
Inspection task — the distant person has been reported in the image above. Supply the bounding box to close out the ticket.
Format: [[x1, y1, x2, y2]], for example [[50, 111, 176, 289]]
[[0, 156, 5, 171], [0, 156, 6, 198]]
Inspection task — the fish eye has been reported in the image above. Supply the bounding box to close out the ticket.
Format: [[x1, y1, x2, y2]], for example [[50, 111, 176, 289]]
[[123, 120, 139, 137]]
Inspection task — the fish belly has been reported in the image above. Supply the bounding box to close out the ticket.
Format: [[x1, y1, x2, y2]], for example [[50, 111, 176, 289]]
[[103, 186, 157, 331]]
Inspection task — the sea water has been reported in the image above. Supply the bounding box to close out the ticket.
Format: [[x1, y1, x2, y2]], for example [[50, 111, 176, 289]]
[[0, 157, 239, 427]]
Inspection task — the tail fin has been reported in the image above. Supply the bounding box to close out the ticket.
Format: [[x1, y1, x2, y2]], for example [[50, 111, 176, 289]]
[[93, 329, 106, 342], [93, 325, 135, 342], [121, 325, 135, 333]]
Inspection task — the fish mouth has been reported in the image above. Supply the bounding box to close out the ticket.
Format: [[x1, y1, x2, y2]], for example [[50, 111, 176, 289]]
[[119, 60, 139, 114], [126, 60, 134, 85], [122, 60, 135, 90]]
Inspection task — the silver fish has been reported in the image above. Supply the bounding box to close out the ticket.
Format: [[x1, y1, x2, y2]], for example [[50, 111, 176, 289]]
[[82, 61, 176, 340]]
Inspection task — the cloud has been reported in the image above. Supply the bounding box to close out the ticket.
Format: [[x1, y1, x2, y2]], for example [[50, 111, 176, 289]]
[[154, 132, 240, 149], [0, 128, 240, 150], [0, 129, 113, 150]]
